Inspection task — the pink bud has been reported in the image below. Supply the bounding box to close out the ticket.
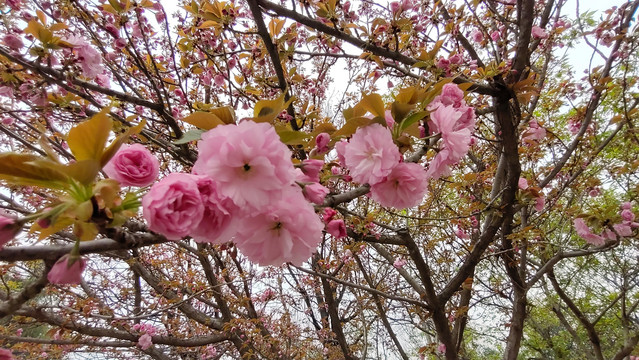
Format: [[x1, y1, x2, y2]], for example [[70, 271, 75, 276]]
[[323, 208, 337, 222], [302, 183, 330, 204], [315, 132, 330, 153], [47, 255, 87, 285], [326, 219, 346, 239]]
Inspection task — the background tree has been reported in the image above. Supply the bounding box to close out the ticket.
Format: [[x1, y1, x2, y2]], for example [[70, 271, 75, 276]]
[[0, 0, 638, 359]]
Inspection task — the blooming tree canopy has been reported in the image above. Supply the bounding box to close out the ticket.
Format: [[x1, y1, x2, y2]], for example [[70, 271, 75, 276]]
[[0, 0, 638, 359]]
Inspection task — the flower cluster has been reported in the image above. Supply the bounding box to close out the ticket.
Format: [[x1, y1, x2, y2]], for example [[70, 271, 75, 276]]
[[334, 84, 475, 208], [143, 121, 323, 266], [573, 202, 639, 245], [426, 83, 476, 179], [132, 323, 157, 350], [338, 123, 428, 208]]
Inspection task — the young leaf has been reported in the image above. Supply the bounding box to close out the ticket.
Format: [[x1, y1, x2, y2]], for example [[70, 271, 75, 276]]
[[182, 112, 225, 130], [332, 117, 373, 138], [0, 153, 69, 189], [174, 129, 205, 144], [67, 108, 113, 162]]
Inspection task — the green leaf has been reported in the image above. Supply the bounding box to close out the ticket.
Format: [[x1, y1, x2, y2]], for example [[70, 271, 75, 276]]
[[174, 129, 205, 144], [66, 160, 102, 185], [391, 102, 414, 123], [208, 106, 236, 125], [67, 108, 113, 162], [277, 130, 309, 145], [252, 93, 294, 124], [358, 93, 386, 118], [399, 111, 427, 133], [332, 117, 373, 139], [0, 153, 68, 189], [182, 112, 225, 130]]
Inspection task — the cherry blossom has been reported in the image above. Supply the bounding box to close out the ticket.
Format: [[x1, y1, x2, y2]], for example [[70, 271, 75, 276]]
[[370, 162, 428, 208], [302, 182, 330, 204], [531, 25, 549, 39], [65, 36, 105, 79], [326, 219, 347, 239], [343, 124, 401, 185], [0, 214, 17, 249], [189, 176, 238, 244], [193, 121, 297, 210], [138, 334, 153, 350], [0, 349, 14, 360], [142, 173, 205, 241], [315, 133, 330, 153], [233, 190, 323, 266], [103, 144, 159, 187], [573, 218, 605, 246]]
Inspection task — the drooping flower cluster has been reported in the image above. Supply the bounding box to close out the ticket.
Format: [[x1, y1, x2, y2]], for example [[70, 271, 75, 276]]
[[426, 83, 476, 179], [332, 85, 476, 208], [132, 323, 157, 350], [338, 123, 428, 208], [143, 121, 323, 266], [573, 202, 639, 245]]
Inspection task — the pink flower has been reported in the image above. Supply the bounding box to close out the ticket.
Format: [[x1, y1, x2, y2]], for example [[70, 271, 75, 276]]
[[193, 121, 296, 210], [234, 190, 323, 266], [0, 214, 18, 249], [370, 162, 428, 208], [302, 182, 330, 204], [214, 74, 225, 87], [322, 208, 337, 222], [326, 219, 347, 239], [449, 54, 462, 64], [455, 227, 469, 239], [471, 30, 483, 42], [0, 348, 14, 360], [2, 34, 23, 51], [103, 144, 159, 187], [315, 133, 330, 153], [428, 84, 465, 111], [491, 31, 501, 41], [189, 176, 237, 244], [522, 120, 546, 142], [621, 209, 635, 222], [613, 223, 632, 237], [343, 124, 400, 185], [138, 333, 153, 350], [334, 139, 348, 167], [384, 110, 396, 128], [142, 173, 204, 240], [534, 195, 545, 212], [393, 257, 407, 268], [390, 1, 401, 13], [436, 58, 450, 69], [437, 343, 446, 354], [573, 218, 604, 246], [299, 159, 324, 182], [425, 150, 455, 180], [66, 36, 104, 79], [47, 255, 87, 285], [518, 178, 529, 190], [429, 105, 473, 162], [531, 25, 549, 39]]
